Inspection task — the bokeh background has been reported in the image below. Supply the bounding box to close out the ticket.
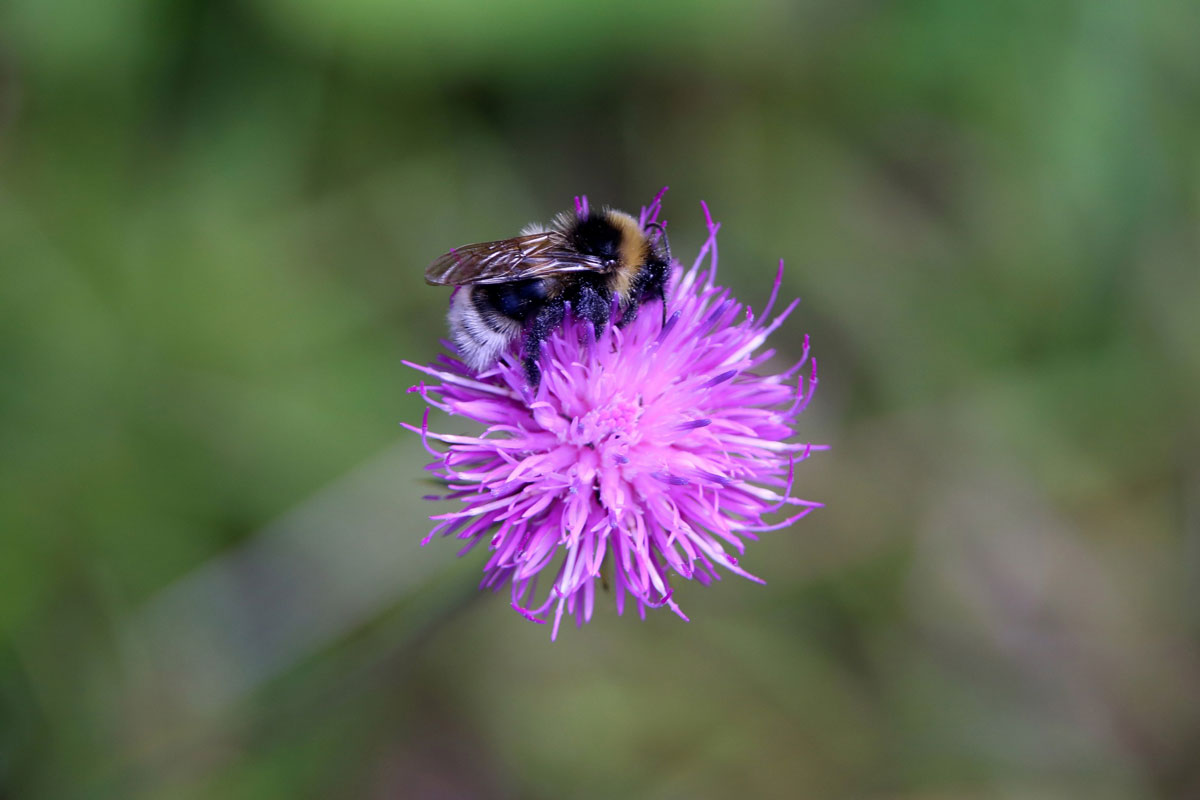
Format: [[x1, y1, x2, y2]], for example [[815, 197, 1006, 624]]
[[3, 0, 1199, 797]]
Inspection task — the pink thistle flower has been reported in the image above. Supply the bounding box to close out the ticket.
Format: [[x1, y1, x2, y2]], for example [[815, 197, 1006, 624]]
[[403, 189, 825, 639]]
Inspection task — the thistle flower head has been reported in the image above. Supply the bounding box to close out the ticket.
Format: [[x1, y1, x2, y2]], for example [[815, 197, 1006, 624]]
[[404, 189, 825, 639]]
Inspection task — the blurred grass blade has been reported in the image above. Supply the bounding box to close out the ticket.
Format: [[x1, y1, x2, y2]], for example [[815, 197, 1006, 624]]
[[125, 441, 464, 718]]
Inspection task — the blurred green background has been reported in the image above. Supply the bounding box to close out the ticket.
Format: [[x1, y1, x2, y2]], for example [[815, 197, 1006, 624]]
[[2, 0, 1199, 797]]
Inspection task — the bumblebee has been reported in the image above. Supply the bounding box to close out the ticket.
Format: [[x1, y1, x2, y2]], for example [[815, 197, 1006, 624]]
[[425, 206, 671, 387]]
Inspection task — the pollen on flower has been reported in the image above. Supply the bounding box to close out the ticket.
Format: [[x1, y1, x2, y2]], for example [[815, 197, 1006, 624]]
[[402, 188, 826, 639]]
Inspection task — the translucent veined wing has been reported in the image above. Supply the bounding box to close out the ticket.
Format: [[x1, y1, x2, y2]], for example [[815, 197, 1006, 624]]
[[424, 231, 605, 286]]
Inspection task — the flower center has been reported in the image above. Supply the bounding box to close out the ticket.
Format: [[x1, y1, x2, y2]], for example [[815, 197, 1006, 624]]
[[569, 392, 642, 449]]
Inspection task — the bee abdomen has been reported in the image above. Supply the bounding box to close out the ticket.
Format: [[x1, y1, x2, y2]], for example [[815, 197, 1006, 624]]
[[448, 287, 522, 372], [480, 279, 548, 322]]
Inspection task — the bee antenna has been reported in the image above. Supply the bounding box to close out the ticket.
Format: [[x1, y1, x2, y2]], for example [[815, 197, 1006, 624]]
[[644, 221, 671, 263]]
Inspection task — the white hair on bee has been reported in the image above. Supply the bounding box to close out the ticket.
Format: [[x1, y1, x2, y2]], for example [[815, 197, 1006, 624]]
[[448, 288, 521, 372]]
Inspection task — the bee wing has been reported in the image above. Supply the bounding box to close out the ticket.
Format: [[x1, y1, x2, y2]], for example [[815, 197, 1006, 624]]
[[424, 231, 604, 286]]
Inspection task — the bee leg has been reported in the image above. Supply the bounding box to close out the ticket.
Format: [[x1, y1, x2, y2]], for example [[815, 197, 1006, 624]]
[[627, 258, 669, 328], [574, 281, 611, 340], [617, 294, 641, 328], [522, 298, 565, 388], [522, 355, 541, 389], [646, 260, 669, 307]]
